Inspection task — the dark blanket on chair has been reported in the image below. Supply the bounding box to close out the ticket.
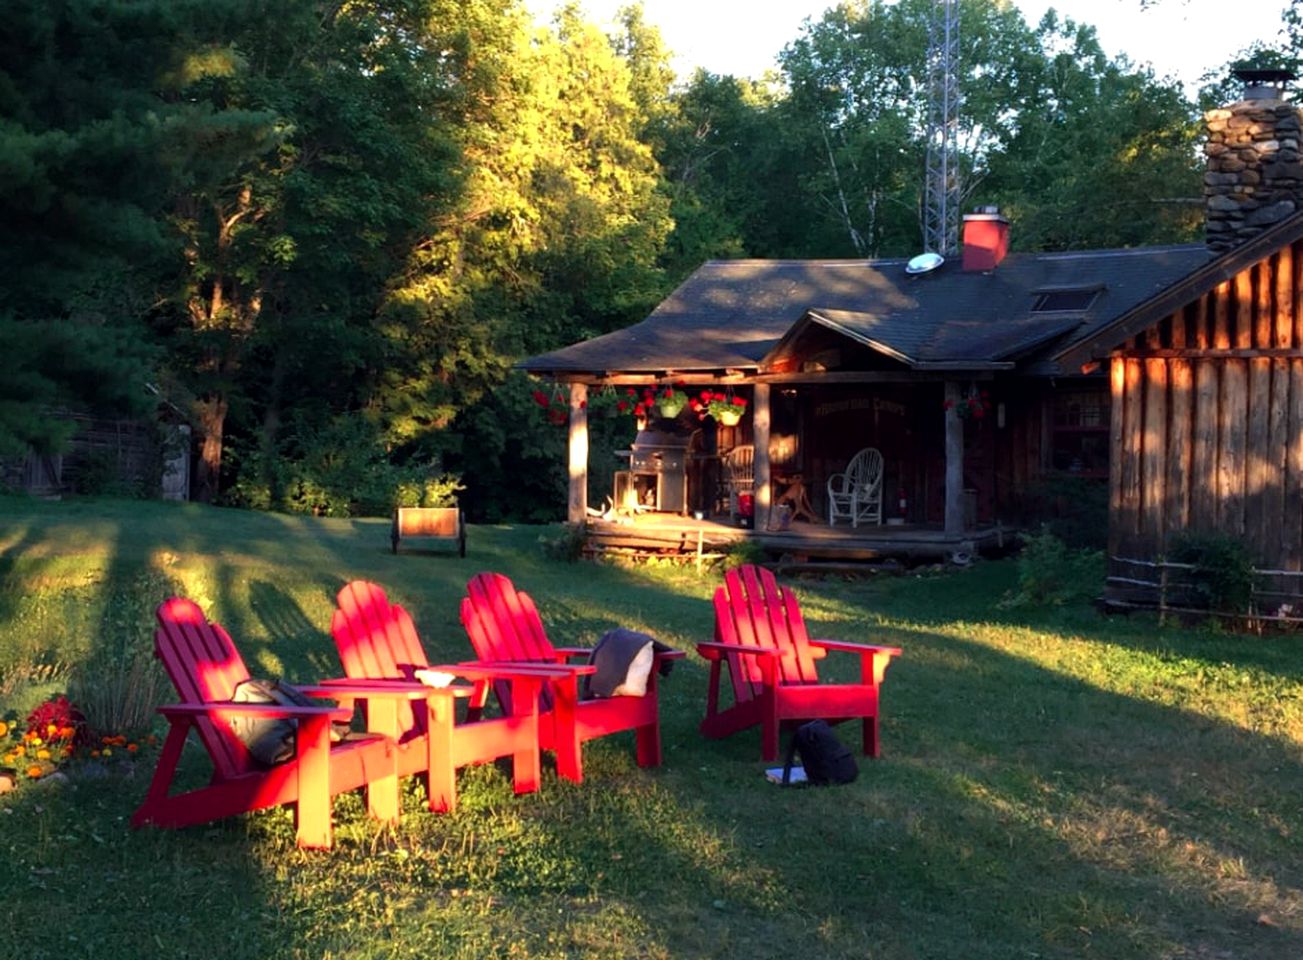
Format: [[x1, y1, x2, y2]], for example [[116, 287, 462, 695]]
[[585, 628, 678, 699]]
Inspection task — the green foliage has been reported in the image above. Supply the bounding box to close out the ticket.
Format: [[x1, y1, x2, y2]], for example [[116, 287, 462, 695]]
[[66, 572, 173, 734], [394, 475, 464, 510], [227, 413, 463, 518], [1002, 527, 1104, 608], [985, 12, 1201, 249], [158, 0, 462, 500], [1169, 533, 1259, 614], [0, 0, 228, 452], [721, 538, 768, 571], [1024, 476, 1110, 550], [537, 523, 587, 563]]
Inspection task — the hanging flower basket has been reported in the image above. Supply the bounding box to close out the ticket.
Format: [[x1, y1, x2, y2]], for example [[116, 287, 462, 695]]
[[589, 385, 620, 418], [944, 389, 991, 421], [531, 385, 580, 426], [656, 385, 689, 418], [692, 390, 748, 425]]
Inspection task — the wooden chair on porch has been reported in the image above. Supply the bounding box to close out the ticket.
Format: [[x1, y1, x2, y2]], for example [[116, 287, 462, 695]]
[[721, 444, 754, 518], [827, 447, 883, 527]]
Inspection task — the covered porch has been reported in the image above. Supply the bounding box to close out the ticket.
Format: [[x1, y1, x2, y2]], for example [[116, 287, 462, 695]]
[[584, 510, 1010, 565], [562, 367, 1049, 563]]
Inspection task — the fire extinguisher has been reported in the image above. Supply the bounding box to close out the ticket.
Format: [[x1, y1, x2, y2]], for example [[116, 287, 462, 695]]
[[898, 493, 908, 520]]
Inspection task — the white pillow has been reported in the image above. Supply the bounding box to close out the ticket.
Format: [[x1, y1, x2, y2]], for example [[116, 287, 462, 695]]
[[610, 641, 655, 697]]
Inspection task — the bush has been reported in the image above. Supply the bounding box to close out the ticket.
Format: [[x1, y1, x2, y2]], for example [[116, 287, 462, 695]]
[[1001, 527, 1103, 608], [1023, 476, 1109, 550], [1168, 532, 1258, 614], [721, 539, 768, 571], [226, 415, 464, 518], [394, 474, 464, 509], [66, 571, 174, 734], [538, 524, 587, 563]]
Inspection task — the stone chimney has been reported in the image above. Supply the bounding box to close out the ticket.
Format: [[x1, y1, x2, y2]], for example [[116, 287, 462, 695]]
[[1204, 68, 1301, 252], [961, 207, 1010, 271]]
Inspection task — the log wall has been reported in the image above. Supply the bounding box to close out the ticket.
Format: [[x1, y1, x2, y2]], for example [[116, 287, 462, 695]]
[[1109, 241, 1303, 581]]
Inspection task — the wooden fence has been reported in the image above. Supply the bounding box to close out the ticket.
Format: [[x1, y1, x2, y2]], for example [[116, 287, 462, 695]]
[[1106, 555, 1303, 626]]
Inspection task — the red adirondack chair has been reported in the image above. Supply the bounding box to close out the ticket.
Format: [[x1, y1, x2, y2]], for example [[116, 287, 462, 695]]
[[330, 580, 566, 807], [132, 597, 451, 849], [698, 565, 902, 761], [459, 572, 684, 782]]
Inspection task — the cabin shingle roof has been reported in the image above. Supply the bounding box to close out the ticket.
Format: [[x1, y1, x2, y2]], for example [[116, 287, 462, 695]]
[[519, 245, 1213, 376]]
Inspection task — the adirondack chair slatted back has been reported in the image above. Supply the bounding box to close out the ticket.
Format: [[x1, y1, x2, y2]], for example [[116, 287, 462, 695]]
[[154, 597, 257, 779], [332, 581, 431, 736], [713, 565, 820, 701], [461, 573, 557, 713]]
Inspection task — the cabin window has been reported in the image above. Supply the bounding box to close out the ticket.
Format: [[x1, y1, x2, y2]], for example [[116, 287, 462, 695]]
[[1051, 389, 1108, 477]]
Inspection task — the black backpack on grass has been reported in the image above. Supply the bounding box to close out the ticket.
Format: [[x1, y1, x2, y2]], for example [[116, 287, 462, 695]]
[[781, 720, 858, 786]]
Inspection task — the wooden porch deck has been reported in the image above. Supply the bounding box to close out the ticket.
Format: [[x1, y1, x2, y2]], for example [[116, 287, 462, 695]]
[[586, 511, 1011, 564]]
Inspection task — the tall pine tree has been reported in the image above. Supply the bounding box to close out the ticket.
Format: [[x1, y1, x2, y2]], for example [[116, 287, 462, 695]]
[[0, 0, 252, 454]]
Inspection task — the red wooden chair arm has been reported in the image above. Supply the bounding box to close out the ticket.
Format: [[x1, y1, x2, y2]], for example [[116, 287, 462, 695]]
[[439, 662, 574, 681], [653, 650, 687, 662], [459, 658, 597, 677], [695, 641, 779, 685], [551, 647, 592, 662], [296, 681, 465, 701], [808, 639, 903, 657], [695, 641, 780, 662], [807, 639, 901, 686], [157, 702, 353, 722]]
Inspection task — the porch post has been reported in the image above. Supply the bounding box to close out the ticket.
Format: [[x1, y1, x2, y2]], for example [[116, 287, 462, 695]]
[[944, 381, 964, 536], [753, 383, 772, 531], [567, 382, 588, 525]]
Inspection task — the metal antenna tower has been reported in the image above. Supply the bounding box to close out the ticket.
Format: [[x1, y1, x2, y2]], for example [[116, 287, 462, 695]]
[[923, 0, 960, 256]]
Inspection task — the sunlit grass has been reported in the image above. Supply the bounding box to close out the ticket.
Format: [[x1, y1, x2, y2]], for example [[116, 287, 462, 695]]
[[0, 494, 1300, 958]]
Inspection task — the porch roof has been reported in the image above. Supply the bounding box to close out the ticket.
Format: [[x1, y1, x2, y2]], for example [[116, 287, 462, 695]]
[[520, 244, 1212, 378]]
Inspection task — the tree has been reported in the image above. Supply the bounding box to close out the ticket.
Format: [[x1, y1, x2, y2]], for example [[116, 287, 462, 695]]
[[773, 0, 1048, 258], [377, 2, 672, 518], [982, 13, 1202, 249], [0, 0, 247, 454], [158, 0, 460, 502], [654, 70, 777, 279]]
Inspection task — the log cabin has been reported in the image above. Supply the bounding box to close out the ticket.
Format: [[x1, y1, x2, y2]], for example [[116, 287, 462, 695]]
[[520, 69, 1303, 581]]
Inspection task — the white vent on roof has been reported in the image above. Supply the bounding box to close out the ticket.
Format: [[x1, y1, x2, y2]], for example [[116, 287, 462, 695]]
[[905, 252, 944, 275]]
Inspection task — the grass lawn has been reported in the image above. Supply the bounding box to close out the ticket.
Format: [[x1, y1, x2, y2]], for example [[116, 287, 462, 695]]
[[1, 494, 1301, 959]]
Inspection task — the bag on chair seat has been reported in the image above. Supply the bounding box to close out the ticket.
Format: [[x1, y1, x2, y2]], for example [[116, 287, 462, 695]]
[[230, 679, 351, 767]]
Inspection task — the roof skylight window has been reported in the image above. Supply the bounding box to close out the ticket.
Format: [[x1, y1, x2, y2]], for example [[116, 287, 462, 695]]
[[1031, 288, 1100, 312]]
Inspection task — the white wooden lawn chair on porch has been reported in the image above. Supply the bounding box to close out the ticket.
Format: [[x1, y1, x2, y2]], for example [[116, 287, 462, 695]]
[[827, 447, 883, 527], [722, 444, 754, 518]]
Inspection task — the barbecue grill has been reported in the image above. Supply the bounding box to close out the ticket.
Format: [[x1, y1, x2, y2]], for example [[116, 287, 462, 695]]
[[615, 422, 696, 513]]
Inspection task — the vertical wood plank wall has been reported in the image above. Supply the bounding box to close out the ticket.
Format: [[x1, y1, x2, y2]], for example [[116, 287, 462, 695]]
[[1109, 242, 1303, 580]]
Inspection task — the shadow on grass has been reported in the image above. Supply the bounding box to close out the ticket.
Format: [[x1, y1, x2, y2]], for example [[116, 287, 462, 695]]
[[4, 499, 1301, 958]]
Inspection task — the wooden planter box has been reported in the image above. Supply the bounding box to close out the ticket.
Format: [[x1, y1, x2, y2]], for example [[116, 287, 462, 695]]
[[391, 507, 466, 557]]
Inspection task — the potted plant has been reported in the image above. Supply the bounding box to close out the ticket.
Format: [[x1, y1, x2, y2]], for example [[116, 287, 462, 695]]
[[944, 390, 991, 421], [693, 390, 748, 426], [656, 384, 689, 418], [531, 386, 577, 426]]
